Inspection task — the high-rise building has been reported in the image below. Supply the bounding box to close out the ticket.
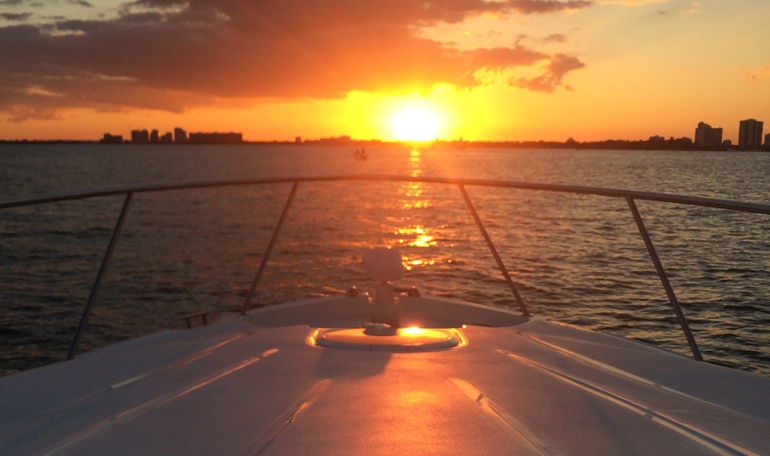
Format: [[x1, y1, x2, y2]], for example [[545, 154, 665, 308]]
[[764, 133, 770, 149], [738, 119, 763, 149], [150, 129, 160, 143], [131, 129, 149, 144], [101, 133, 123, 144], [694, 122, 723, 148], [174, 127, 187, 144]]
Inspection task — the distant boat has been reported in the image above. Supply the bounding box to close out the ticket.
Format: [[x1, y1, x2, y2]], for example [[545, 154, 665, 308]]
[[354, 147, 367, 160]]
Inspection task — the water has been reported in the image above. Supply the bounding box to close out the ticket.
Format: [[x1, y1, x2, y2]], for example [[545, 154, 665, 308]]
[[1, 144, 769, 376]]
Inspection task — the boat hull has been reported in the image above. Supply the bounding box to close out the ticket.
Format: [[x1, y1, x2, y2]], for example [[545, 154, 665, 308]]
[[2, 299, 768, 455]]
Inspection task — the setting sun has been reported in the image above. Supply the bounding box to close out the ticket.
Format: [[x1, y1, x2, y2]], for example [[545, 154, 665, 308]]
[[391, 107, 441, 142]]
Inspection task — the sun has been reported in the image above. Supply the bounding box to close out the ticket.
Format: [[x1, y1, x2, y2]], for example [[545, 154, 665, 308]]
[[391, 106, 441, 142]]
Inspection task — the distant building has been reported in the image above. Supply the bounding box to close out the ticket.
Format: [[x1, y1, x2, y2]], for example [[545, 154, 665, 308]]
[[188, 132, 243, 144], [101, 133, 123, 144], [131, 129, 149, 144], [295, 136, 302, 144], [150, 129, 159, 143], [694, 122, 723, 148], [649, 135, 665, 142], [310, 135, 354, 145], [764, 133, 770, 149], [174, 127, 187, 144], [161, 132, 174, 144], [738, 119, 763, 149]]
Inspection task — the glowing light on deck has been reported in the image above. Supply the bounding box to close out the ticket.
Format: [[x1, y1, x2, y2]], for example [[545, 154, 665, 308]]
[[401, 326, 424, 336]]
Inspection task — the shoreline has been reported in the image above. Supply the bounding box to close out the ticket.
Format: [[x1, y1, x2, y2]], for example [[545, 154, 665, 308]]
[[0, 139, 763, 152]]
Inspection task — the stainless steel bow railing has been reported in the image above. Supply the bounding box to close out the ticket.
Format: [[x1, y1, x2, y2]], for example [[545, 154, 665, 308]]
[[3, 175, 770, 361]]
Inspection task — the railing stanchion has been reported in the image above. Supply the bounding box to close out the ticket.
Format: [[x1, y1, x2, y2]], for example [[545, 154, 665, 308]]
[[67, 192, 134, 360], [458, 184, 530, 316], [626, 197, 703, 361], [241, 181, 300, 314]]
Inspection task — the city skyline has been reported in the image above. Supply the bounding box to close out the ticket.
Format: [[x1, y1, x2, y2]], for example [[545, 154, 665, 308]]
[[1, 116, 764, 151], [1, 1, 769, 143], [85, 117, 768, 150], [101, 127, 242, 145], [3, 116, 767, 150]]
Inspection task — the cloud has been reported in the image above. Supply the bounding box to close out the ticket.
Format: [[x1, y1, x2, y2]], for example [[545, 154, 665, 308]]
[[544, 33, 568, 43], [509, 53, 586, 92], [734, 65, 770, 82], [516, 32, 570, 46], [509, 1, 593, 14], [0, 0, 46, 7], [4, 104, 62, 122], [1, 12, 32, 20], [598, 0, 669, 5], [0, 0, 589, 118], [683, 1, 702, 14]]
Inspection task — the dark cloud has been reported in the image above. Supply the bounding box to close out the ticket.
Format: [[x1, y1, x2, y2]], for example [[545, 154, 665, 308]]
[[544, 33, 567, 43], [1, 12, 32, 20], [0, 0, 588, 118], [516, 32, 569, 46], [509, 53, 586, 92], [509, 0, 592, 14], [0, 0, 45, 6]]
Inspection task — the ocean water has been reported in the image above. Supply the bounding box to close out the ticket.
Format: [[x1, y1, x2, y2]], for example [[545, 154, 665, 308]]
[[1, 144, 769, 376]]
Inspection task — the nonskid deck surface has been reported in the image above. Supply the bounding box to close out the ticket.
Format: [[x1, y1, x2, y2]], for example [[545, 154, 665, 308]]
[[2, 313, 769, 456]]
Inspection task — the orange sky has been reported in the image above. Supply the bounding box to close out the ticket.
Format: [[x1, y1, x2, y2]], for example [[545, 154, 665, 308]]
[[1, 0, 769, 143]]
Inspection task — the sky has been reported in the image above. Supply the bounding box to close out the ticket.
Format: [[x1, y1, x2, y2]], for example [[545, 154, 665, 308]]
[[0, 0, 768, 142]]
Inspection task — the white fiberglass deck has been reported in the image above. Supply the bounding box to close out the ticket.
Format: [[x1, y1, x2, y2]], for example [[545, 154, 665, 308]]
[[2, 296, 769, 456]]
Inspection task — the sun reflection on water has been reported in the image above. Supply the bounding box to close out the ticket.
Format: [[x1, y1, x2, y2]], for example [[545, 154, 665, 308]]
[[396, 149, 446, 271]]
